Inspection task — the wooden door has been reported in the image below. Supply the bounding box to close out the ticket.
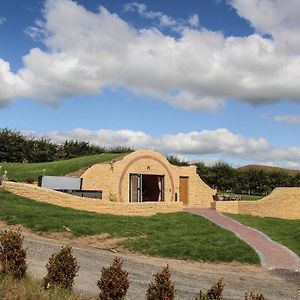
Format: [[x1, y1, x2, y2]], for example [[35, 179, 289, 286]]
[[130, 174, 140, 202], [179, 177, 189, 204]]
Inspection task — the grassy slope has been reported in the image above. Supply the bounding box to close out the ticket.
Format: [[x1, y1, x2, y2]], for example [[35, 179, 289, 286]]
[[0, 189, 259, 264], [226, 213, 300, 257], [237, 164, 300, 176], [0, 274, 96, 300], [0, 153, 123, 182]]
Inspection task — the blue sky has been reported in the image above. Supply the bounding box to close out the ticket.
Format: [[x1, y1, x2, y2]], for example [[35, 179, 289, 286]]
[[0, 0, 300, 168]]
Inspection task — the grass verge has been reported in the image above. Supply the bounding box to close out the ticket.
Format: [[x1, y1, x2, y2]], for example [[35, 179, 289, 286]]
[[0, 273, 96, 300], [0, 153, 123, 182], [226, 213, 300, 257], [0, 189, 260, 264]]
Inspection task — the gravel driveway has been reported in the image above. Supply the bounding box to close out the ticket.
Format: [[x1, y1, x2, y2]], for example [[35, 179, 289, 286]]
[[23, 232, 300, 300]]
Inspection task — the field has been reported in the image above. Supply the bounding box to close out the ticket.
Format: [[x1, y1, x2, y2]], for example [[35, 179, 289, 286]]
[[226, 213, 300, 257], [0, 189, 259, 264], [0, 153, 123, 182]]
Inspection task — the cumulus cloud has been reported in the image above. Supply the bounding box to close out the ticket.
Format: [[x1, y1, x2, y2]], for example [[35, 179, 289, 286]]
[[230, 0, 300, 52], [26, 127, 300, 168], [123, 2, 197, 30], [0, 0, 300, 110], [274, 114, 300, 124]]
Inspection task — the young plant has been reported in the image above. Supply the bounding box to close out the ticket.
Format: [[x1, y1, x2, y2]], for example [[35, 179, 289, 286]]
[[245, 292, 267, 300], [195, 278, 225, 300], [43, 245, 79, 290], [97, 257, 130, 300], [146, 265, 175, 300], [0, 228, 27, 278]]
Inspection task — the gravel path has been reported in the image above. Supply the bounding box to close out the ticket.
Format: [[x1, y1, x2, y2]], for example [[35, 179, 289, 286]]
[[23, 232, 300, 300]]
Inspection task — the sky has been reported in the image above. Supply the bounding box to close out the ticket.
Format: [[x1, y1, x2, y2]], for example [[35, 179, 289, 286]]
[[0, 0, 300, 168]]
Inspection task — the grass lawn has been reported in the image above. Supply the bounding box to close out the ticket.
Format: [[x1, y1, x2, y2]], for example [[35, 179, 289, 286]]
[[240, 194, 263, 201], [218, 193, 263, 201], [226, 213, 300, 257], [0, 189, 260, 264], [0, 153, 124, 182]]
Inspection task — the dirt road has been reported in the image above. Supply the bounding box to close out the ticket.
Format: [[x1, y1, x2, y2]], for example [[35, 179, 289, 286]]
[[21, 232, 299, 300]]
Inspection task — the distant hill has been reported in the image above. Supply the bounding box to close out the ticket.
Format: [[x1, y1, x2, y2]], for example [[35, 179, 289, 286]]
[[237, 164, 300, 176]]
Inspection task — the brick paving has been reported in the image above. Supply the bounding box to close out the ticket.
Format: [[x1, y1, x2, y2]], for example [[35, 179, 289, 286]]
[[184, 208, 300, 271]]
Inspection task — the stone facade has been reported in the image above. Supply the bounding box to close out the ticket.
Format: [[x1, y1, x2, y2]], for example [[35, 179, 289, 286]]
[[81, 150, 216, 208], [215, 187, 300, 220]]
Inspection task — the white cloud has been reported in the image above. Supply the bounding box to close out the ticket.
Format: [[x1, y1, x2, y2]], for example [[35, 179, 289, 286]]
[[0, 17, 6, 25], [274, 114, 300, 124], [26, 127, 300, 169], [0, 0, 300, 111], [188, 14, 200, 27], [230, 0, 300, 52], [124, 2, 187, 30]]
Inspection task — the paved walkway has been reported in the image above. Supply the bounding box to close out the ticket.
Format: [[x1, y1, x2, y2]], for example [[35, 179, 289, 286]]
[[184, 208, 300, 271]]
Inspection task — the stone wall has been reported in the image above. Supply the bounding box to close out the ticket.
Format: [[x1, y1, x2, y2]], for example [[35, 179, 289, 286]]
[[215, 187, 300, 220], [3, 182, 183, 216]]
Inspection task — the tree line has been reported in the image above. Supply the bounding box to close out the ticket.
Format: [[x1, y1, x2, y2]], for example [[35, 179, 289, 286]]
[[0, 128, 132, 163], [168, 157, 300, 196]]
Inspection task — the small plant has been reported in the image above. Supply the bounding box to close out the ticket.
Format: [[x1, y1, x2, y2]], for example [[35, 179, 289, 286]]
[[0, 228, 27, 278], [195, 278, 225, 300], [97, 257, 130, 300], [146, 265, 175, 300], [245, 292, 267, 300], [26, 176, 34, 184], [108, 192, 118, 202], [43, 245, 79, 290]]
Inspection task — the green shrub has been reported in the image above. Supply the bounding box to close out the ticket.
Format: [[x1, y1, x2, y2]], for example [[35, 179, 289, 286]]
[[146, 265, 175, 300], [97, 257, 130, 300], [195, 278, 225, 300], [0, 228, 27, 278], [245, 292, 267, 300], [43, 245, 79, 290]]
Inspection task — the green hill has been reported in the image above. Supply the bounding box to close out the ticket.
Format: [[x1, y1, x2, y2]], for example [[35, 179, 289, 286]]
[[0, 153, 125, 182], [237, 164, 300, 176]]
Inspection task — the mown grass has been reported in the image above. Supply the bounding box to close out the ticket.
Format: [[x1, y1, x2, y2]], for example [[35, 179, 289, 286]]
[[218, 193, 263, 201], [0, 153, 124, 182], [240, 194, 263, 201], [0, 273, 96, 300], [0, 189, 260, 264], [226, 213, 300, 257]]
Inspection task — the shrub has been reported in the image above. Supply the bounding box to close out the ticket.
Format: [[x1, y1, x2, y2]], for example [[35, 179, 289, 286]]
[[245, 292, 267, 300], [195, 278, 225, 300], [97, 257, 130, 300], [0, 228, 27, 278], [43, 245, 79, 290], [108, 192, 118, 202], [25, 176, 34, 184], [146, 265, 175, 300]]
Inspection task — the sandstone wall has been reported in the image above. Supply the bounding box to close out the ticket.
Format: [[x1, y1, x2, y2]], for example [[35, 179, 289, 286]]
[[215, 187, 300, 220], [3, 182, 182, 216]]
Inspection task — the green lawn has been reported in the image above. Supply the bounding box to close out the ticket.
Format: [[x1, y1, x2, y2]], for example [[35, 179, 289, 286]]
[[218, 193, 263, 201], [0, 189, 260, 264], [240, 194, 263, 201], [226, 213, 300, 257], [0, 153, 123, 182]]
